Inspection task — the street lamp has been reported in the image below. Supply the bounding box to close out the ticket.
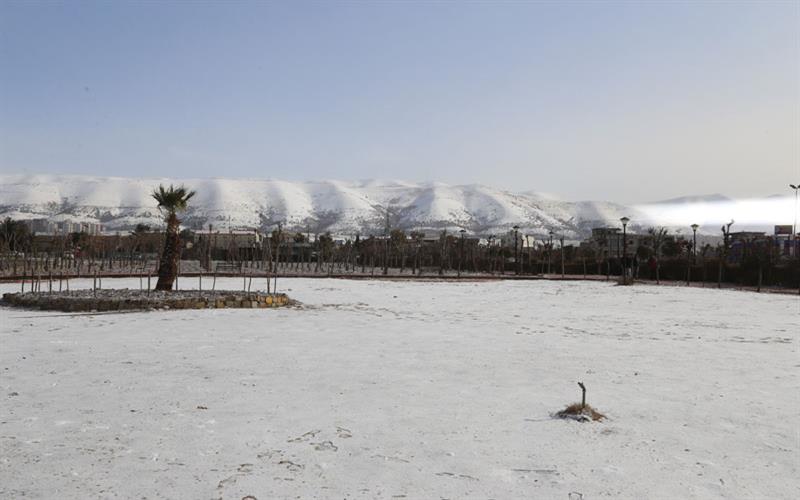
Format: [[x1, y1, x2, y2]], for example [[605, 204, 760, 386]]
[[274, 221, 283, 293], [620, 217, 630, 283], [548, 230, 554, 275], [690, 224, 699, 264], [513, 225, 520, 275], [791, 184, 799, 257], [560, 234, 565, 279], [458, 229, 466, 277], [525, 234, 532, 273]]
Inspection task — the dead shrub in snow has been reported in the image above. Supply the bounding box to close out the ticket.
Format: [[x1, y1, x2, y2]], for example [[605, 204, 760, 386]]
[[554, 381, 606, 422], [554, 403, 606, 422]]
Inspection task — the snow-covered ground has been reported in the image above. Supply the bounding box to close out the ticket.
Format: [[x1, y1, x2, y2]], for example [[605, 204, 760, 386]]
[[1, 278, 797, 499]]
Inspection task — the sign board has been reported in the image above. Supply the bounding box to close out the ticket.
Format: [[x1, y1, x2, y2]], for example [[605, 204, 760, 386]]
[[774, 225, 793, 235]]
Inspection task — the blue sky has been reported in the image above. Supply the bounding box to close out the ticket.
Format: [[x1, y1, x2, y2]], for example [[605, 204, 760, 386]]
[[0, 0, 797, 203]]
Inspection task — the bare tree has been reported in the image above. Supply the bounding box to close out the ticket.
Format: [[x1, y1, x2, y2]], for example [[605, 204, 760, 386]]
[[647, 226, 668, 284]]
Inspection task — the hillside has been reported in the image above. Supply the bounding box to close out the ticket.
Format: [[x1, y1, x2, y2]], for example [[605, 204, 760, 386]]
[[0, 174, 788, 236]]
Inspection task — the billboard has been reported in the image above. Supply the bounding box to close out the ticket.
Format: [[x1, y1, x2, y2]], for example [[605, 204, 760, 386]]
[[774, 225, 793, 235]]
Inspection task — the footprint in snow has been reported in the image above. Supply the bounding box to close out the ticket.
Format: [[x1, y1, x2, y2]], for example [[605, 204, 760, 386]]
[[312, 440, 338, 452], [287, 430, 320, 443]]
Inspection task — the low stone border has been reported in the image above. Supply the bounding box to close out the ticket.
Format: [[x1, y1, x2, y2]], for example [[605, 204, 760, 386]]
[[1, 289, 291, 312]]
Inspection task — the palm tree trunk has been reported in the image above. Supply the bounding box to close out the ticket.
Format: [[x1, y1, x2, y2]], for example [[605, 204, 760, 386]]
[[155, 213, 180, 291]]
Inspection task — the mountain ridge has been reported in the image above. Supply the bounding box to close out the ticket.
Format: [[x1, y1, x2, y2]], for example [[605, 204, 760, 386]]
[[0, 174, 788, 236]]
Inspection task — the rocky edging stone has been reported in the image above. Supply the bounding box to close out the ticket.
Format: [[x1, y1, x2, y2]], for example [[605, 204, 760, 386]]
[[1, 290, 291, 312]]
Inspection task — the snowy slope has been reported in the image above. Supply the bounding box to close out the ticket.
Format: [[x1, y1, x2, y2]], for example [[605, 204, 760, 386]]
[[0, 174, 789, 235]]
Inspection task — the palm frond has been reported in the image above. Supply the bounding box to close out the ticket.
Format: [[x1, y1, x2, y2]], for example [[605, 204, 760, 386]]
[[151, 184, 197, 213]]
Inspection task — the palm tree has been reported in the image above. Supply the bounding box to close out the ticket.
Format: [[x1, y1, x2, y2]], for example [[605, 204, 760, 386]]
[[152, 184, 195, 291]]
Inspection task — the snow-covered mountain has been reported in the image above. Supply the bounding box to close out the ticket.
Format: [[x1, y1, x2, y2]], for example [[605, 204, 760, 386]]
[[0, 174, 790, 236]]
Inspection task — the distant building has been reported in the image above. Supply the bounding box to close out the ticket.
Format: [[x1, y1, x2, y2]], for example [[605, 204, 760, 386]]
[[79, 222, 104, 235], [195, 229, 263, 251], [497, 230, 527, 249], [25, 218, 56, 234], [729, 231, 767, 242], [589, 227, 621, 258], [726, 231, 769, 262], [774, 225, 798, 257], [57, 221, 76, 234]]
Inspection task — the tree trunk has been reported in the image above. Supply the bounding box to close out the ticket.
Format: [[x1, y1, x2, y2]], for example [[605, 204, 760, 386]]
[[155, 213, 180, 291]]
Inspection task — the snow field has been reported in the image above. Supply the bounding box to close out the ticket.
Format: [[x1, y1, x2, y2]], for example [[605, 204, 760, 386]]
[[0, 278, 797, 498]]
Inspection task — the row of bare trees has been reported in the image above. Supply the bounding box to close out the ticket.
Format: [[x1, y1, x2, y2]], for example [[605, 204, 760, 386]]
[[3, 196, 797, 290]]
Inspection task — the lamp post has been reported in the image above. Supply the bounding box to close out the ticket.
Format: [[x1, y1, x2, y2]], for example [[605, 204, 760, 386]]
[[560, 234, 565, 279], [513, 225, 520, 275], [525, 234, 532, 274], [548, 230, 554, 275], [274, 221, 283, 293], [383, 209, 390, 276], [691, 224, 699, 264], [620, 217, 630, 283], [791, 184, 799, 257], [458, 229, 466, 277], [439, 228, 447, 276]]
